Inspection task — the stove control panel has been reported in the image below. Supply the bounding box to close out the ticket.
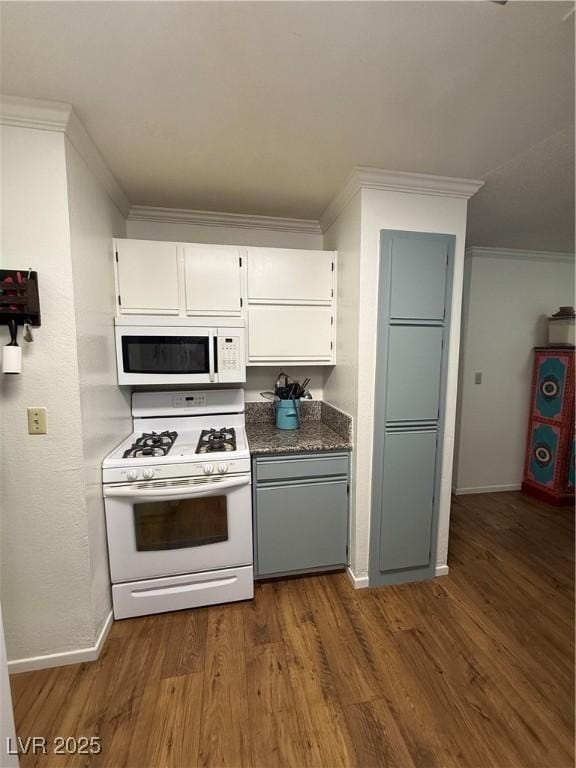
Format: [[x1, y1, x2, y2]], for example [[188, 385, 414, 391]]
[[172, 393, 207, 409], [103, 457, 251, 484]]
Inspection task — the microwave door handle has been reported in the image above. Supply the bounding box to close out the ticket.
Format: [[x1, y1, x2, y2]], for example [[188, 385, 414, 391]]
[[104, 475, 250, 500], [208, 331, 215, 382]]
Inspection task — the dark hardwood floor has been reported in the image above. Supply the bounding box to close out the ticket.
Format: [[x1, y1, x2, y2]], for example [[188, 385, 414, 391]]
[[10, 491, 575, 767]]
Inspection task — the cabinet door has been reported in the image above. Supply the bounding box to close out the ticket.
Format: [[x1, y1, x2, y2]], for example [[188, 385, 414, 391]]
[[379, 430, 437, 572], [184, 246, 242, 316], [248, 248, 334, 303], [389, 235, 448, 320], [386, 326, 444, 422], [248, 306, 333, 363], [116, 240, 179, 314], [256, 480, 348, 576]]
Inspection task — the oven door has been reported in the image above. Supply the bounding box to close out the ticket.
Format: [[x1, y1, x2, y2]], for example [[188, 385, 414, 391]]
[[104, 474, 252, 583], [115, 326, 216, 385]]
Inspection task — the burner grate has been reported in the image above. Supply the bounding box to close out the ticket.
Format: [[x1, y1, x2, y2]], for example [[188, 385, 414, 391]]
[[123, 430, 178, 459], [196, 427, 237, 454]]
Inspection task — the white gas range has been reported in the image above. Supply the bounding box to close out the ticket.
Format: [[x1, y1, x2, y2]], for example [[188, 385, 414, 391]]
[[102, 389, 253, 619]]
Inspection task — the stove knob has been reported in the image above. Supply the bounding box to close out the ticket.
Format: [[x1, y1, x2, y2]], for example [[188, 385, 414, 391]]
[[218, 463, 228, 474], [126, 470, 139, 481], [204, 464, 214, 475], [142, 468, 155, 480]]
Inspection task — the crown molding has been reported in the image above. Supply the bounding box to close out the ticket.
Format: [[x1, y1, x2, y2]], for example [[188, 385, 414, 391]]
[[128, 205, 323, 236], [1, 94, 130, 217], [321, 165, 485, 231], [466, 246, 574, 263]]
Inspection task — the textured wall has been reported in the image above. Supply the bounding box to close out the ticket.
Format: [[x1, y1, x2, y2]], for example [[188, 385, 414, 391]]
[[0, 126, 94, 659], [323, 193, 362, 572], [65, 138, 131, 638], [454, 250, 575, 493]]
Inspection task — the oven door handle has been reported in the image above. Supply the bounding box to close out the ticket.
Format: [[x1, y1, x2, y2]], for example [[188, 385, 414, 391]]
[[104, 475, 250, 501]]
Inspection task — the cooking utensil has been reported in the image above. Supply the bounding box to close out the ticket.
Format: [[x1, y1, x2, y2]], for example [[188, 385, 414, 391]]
[[260, 390, 279, 401]]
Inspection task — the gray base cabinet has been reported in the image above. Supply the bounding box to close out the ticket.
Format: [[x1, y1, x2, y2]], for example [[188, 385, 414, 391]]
[[253, 453, 349, 578]]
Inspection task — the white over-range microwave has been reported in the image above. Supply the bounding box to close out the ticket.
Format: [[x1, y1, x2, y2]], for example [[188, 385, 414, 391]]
[[115, 316, 246, 385]]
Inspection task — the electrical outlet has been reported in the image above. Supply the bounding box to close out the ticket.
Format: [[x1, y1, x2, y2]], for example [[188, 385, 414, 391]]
[[474, 372, 483, 385], [27, 407, 47, 435]]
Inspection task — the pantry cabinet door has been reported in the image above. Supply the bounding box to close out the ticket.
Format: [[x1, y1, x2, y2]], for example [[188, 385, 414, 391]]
[[116, 240, 179, 314], [248, 306, 333, 363], [184, 245, 243, 316], [247, 248, 334, 304], [389, 234, 449, 321], [378, 430, 437, 572]]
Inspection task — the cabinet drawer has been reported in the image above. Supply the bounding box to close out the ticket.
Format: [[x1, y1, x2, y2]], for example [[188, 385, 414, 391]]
[[256, 480, 348, 576], [256, 453, 349, 482]]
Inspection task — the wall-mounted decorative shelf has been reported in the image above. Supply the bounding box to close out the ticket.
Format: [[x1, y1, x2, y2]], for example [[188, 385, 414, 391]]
[[0, 270, 41, 327]]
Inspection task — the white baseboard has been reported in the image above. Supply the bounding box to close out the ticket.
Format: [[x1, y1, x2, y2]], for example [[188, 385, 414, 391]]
[[453, 483, 521, 496], [347, 565, 448, 587], [8, 610, 113, 674], [346, 567, 369, 589]]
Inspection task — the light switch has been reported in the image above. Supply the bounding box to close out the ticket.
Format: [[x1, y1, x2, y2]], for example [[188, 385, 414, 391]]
[[27, 407, 47, 434], [474, 372, 482, 385]]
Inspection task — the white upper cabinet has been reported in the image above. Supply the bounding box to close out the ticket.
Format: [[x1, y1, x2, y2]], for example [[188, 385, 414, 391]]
[[183, 245, 243, 316], [116, 240, 179, 314], [247, 248, 334, 304], [248, 306, 333, 363], [113, 238, 337, 366]]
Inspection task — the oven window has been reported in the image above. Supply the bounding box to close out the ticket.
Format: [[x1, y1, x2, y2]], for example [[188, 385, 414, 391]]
[[134, 496, 228, 551], [122, 335, 209, 374]]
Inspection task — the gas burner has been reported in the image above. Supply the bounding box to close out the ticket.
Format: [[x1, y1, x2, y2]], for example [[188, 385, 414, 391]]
[[123, 430, 178, 459], [196, 427, 237, 454]]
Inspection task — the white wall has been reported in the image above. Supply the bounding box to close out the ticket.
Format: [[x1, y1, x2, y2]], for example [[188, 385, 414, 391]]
[[454, 249, 575, 493], [65, 138, 131, 636], [243, 366, 324, 402], [0, 123, 129, 667], [323, 192, 362, 569], [0, 125, 94, 660], [355, 188, 469, 576], [126, 215, 328, 402]]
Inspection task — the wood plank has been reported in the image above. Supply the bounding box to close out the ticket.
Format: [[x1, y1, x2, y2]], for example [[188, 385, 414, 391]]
[[344, 697, 417, 768], [160, 607, 208, 679], [245, 642, 307, 768], [197, 603, 252, 768], [275, 578, 357, 767], [147, 672, 204, 768], [305, 575, 383, 704], [243, 581, 282, 647]]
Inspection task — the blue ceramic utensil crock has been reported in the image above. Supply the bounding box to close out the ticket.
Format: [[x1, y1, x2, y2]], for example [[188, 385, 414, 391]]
[[275, 398, 300, 430]]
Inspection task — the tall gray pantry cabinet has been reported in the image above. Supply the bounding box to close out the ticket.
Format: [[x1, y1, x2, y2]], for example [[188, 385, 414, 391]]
[[370, 230, 455, 586]]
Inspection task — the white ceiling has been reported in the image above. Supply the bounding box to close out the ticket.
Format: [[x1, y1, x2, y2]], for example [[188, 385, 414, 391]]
[[1, 1, 574, 250]]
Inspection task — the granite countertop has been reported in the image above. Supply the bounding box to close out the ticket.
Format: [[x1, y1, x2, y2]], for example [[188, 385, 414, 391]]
[[247, 421, 351, 455], [245, 400, 352, 456]]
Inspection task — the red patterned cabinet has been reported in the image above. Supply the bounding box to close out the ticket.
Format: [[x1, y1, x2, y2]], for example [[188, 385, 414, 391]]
[[522, 348, 574, 505]]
